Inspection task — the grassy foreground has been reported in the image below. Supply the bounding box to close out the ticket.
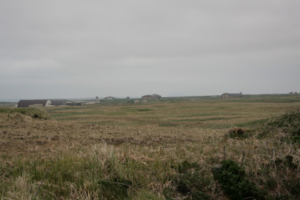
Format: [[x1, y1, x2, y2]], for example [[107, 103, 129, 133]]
[[0, 95, 300, 199]]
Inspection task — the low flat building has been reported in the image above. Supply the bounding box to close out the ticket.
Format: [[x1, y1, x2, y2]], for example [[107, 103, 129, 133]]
[[222, 92, 243, 99], [141, 94, 162, 99], [0, 103, 18, 108], [29, 104, 44, 108], [85, 99, 100, 104], [104, 96, 116, 100], [141, 95, 152, 99], [17, 100, 52, 107], [67, 101, 86, 106], [152, 94, 162, 99], [50, 99, 67, 106]]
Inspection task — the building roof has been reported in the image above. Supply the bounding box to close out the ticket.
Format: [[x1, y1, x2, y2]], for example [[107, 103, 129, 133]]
[[66, 100, 86, 105], [85, 99, 100, 103], [141, 94, 162, 99], [142, 95, 153, 98], [49, 99, 67, 106], [104, 96, 116, 99], [152, 94, 161, 98], [222, 93, 243, 96], [17, 100, 51, 107]]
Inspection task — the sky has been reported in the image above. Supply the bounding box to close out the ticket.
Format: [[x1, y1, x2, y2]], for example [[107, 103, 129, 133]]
[[1, 0, 300, 100]]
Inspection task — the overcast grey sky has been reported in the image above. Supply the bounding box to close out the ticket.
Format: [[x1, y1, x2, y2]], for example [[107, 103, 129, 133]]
[[1, 0, 299, 100]]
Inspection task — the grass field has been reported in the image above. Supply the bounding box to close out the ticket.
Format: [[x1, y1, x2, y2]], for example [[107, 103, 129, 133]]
[[1, 95, 300, 199]]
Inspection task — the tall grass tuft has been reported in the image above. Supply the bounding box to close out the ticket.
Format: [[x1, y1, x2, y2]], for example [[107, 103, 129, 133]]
[[0, 107, 51, 120]]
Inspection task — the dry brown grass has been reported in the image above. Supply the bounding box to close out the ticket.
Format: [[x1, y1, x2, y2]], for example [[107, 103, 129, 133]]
[[1, 96, 300, 199]]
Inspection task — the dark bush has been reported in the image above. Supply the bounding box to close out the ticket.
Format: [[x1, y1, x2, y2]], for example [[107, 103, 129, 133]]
[[98, 178, 132, 200], [212, 159, 265, 200], [165, 161, 210, 200], [163, 187, 174, 200], [177, 160, 201, 173], [226, 127, 252, 139], [275, 155, 298, 169]]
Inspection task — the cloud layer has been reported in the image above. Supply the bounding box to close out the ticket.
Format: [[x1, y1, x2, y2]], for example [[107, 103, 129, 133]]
[[1, 0, 300, 99]]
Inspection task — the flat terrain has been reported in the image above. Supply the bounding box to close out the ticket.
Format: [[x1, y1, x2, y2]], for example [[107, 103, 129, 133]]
[[0, 102, 16, 108], [47, 95, 300, 128], [1, 95, 300, 199]]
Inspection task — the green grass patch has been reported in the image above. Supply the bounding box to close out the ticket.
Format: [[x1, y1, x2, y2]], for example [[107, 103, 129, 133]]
[[236, 118, 269, 128], [137, 109, 152, 112], [173, 117, 238, 122]]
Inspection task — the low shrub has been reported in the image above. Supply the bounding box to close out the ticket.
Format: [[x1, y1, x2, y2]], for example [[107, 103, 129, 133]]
[[212, 159, 265, 200], [226, 127, 252, 139], [264, 155, 300, 198], [164, 161, 210, 200], [98, 177, 132, 200], [257, 110, 300, 142]]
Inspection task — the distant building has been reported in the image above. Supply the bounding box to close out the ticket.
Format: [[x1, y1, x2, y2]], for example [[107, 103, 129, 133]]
[[50, 99, 67, 106], [222, 92, 243, 99], [134, 100, 140, 103], [104, 96, 116, 100], [141, 94, 162, 99], [153, 94, 161, 99], [17, 100, 52, 107], [141, 95, 153, 99], [29, 104, 44, 108], [85, 99, 100, 104], [0, 103, 18, 108], [67, 101, 86, 106]]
